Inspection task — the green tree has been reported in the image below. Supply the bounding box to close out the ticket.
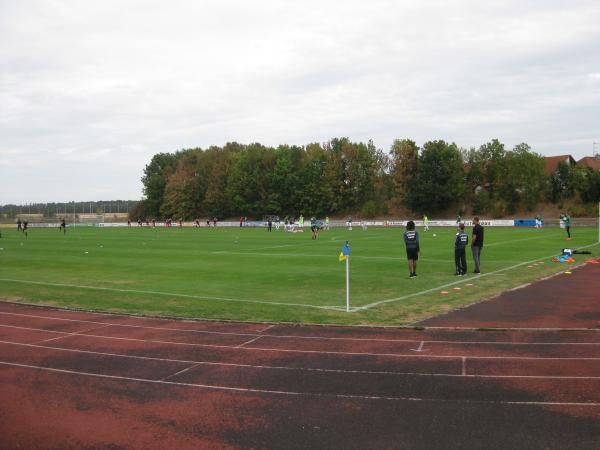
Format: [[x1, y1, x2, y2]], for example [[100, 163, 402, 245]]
[[141, 152, 180, 218], [408, 140, 465, 213]]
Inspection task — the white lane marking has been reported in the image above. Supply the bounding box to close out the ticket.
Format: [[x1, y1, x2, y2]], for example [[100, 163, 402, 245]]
[[236, 336, 263, 348], [1, 324, 599, 361], [0, 279, 344, 311], [161, 364, 201, 382], [3, 311, 600, 346], [411, 341, 426, 352], [258, 324, 275, 333], [2, 360, 600, 406], [33, 324, 112, 344], [356, 242, 600, 311], [1, 339, 600, 380]]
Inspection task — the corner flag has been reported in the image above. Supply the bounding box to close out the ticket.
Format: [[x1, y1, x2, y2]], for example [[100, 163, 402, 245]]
[[339, 241, 351, 312], [339, 241, 350, 262]]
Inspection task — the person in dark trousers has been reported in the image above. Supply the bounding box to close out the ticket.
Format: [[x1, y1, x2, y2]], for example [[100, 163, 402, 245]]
[[22, 220, 28, 237], [455, 223, 468, 275], [563, 213, 572, 240], [267, 218, 272, 232], [17, 219, 22, 231], [471, 216, 484, 274], [59, 218, 67, 234], [403, 220, 420, 278]]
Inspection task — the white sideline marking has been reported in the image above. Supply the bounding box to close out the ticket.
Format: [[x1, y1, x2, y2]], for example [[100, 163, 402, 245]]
[[2, 323, 600, 361], [2, 338, 600, 380], [0, 278, 344, 311], [3, 312, 600, 346], [355, 242, 600, 311], [1, 360, 600, 406]]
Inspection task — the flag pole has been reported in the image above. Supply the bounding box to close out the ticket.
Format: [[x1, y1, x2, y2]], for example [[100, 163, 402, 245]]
[[346, 255, 350, 312]]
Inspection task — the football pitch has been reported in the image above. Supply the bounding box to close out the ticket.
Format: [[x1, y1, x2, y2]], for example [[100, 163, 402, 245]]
[[0, 225, 598, 325]]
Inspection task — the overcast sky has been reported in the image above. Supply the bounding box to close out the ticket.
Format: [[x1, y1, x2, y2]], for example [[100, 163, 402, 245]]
[[1, 0, 599, 204]]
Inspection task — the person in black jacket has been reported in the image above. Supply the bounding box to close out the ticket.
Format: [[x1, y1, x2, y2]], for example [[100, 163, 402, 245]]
[[471, 216, 484, 273], [403, 220, 420, 278], [455, 223, 468, 276]]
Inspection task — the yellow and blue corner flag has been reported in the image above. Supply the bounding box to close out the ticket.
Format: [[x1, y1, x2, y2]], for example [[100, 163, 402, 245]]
[[339, 241, 350, 262]]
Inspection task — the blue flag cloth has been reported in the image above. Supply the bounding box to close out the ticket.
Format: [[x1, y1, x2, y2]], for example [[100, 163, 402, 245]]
[[339, 241, 350, 262]]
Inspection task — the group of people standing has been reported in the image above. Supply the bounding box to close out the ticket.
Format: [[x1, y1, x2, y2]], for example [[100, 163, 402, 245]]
[[403, 217, 484, 278]]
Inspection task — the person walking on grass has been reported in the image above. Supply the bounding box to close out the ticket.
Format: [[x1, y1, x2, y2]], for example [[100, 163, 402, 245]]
[[403, 220, 420, 278], [471, 216, 484, 274], [455, 223, 468, 276]]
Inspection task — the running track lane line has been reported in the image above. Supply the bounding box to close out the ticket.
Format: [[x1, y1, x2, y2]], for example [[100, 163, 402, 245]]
[[3, 311, 600, 346], [3, 338, 600, 380], [2, 323, 600, 361], [0, 279, 346, 311], [1, 360, 600, 406], [355, 241, 600, 311]]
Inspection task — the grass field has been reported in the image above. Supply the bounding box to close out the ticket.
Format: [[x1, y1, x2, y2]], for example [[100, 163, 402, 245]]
[[0, 225, 598, 325]]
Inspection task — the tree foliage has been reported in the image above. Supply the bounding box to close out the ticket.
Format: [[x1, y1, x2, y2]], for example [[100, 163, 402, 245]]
[[137, 138, 600, 219]]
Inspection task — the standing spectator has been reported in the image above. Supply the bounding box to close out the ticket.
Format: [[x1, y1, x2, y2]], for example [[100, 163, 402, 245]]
[[471, 216, 484, 274], [403, 220, 420, 278], [454, 223, 468, 276], [563, 213, 572, 240]]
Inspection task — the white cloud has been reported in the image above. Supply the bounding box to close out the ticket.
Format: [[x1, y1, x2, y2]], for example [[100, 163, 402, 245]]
[[1, 0, 600, 203]]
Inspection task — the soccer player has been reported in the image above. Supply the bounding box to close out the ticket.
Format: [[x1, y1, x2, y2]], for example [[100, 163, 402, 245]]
[[325, 216, 330, 230], [310, 217, 322, 240], [59, 218, 67, 234], [267, 218, 272, 232], [17, 218, 22, 231], [471, 216, 484, 274], [403, 220, 420, 278], [535, 213, 542, 229], [563, 213, 572, 240], [347, 216, 353, 231], [423, 215, 429, 231], [22, 220, 28, 237], [455, 223, 468, 275]]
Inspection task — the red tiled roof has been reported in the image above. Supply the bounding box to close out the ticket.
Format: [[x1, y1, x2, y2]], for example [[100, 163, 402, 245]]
[[544, 155, 575, 174], [577, 156, 600, 170]]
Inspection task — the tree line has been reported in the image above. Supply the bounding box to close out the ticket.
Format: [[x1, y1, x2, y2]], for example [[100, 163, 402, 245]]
[[135, 138, 600, 220]]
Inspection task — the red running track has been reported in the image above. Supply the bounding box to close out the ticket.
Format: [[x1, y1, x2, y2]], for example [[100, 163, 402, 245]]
[[1, 290, 600, 448]]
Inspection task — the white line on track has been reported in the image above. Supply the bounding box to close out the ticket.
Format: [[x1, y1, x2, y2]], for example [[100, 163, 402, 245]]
[[2, 310, 600, 346], [0, 279, 344, 311], [356, 241, 600, 311], [236, 336, 263, 347], [33, 324, 112, 344], [160, 363, 201, 381], [2, 323, 600, 361], [1, 338, 600, 380], [1, 360, 600, 406]]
